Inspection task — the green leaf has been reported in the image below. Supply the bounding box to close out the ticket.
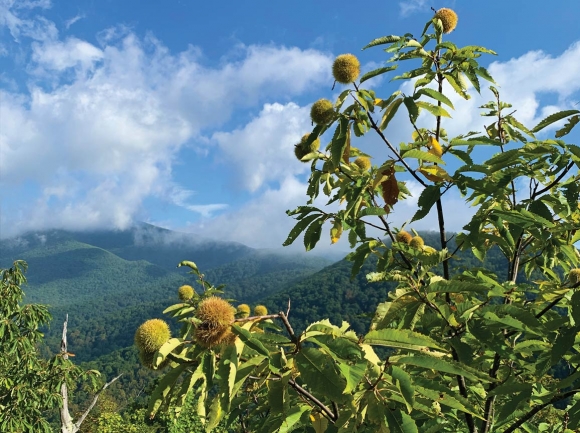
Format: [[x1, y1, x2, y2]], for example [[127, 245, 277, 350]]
[[391, 365, 415, 413], [385, 409, 418, 433], [380, 97, 403, 130], [531, 109, 580, 133], [414, 88, 454, 109], [331, 118, 350, 167], [443, 73, 470, 100], [231, 325, 270, 357], [364, 328, 447, 352], [337, 360, 367, 393], [427, 280, 488, 294], [360, 65, 398, 84], [362, 35, 401, 50], [303, 216, 325, 251], [359, 206, 387, 217], [296, 348, 347, 402], [147, 363, 189, 418], [155, 338, 184, 366], [283, 213, 321, 247], [414, 379, 483, 419], [402, 149, 445, 164], [391, 354, 493, 383], [278, 405, 311, 433], [217, 344, 237, 409], [556, 114, 580, 138], [404, 96, 419, 123], [411, 185, 441, 222], [415, 101, 452, 118]]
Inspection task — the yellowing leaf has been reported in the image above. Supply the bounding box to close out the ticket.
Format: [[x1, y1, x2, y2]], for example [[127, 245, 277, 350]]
[[330, 220, 343, 244], [311, 411, 329, 433], [419, 165, 451, 182]]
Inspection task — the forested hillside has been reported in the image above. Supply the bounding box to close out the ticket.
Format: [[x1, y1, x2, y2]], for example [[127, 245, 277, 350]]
[[0, 224, 331, 363]]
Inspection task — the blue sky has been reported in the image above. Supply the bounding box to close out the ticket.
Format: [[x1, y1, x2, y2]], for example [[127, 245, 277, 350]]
[[1, 0, 579, 252]]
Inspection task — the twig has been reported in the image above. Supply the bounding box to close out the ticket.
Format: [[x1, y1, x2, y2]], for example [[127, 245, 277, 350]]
[[503, 390, 580, 433]]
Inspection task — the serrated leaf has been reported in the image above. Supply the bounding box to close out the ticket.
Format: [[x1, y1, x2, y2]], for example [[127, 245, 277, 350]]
[[402, 149, 445, 164], [556, 114, 580, 138], [296, 348, 347, 402], [304, 216, 325, 251], [443, 73, 470, 100], [427, 280, 488, 293], [414, 88, 454, 109], [532, 109, 580, 133], [392, 365, 415, 413], [148, 363, 189, 418], [412, 185, 441, 222], [380, 97, 404, 130], [337, 360, 367, 394], [359, 206, 387, 217], [155, 338, 184, 366], [283, 213, 321, 247], [362, 35, 402, 50], [364, 328, 447, 352], [391, 354, 493, 382], [231, 325, 270, 356], [404, 96, 419, 123], [415, 101, 452, 118], [385, 409, 418, 433], [360, 65, 398, 84]]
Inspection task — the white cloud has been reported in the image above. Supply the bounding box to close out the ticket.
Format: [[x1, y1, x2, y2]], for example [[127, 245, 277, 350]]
[[165, 185, 228, 218], [64, 13, 84, 30], [31, 37, 104, 71], [0, 20, 333, 237], [0, 0, 56, 42], [212, 102, 313, 192], [399, 0, 431, 17], [186, 176, 314, 249]]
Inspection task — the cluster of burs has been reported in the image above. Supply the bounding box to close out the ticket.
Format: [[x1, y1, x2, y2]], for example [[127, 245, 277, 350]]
[[134, 285, 269, 369], [294, 8, 458, 166]]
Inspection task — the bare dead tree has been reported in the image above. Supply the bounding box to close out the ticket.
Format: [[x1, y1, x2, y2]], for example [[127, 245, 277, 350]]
[[60, 314, 122, 433]]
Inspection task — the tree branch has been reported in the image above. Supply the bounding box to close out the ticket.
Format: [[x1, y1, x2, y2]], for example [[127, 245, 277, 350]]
[[503, 390, 580, 433], [73, 373, 123, 431]]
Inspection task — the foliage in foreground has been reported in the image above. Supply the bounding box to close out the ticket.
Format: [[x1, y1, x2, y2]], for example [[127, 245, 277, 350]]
[[0, 261, 100, 432], [141, 8, 580, 433]]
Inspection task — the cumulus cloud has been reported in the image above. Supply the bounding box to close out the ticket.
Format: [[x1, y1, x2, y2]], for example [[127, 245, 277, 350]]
[[212, 102, 313, 192], [0, 5, 333, 238]]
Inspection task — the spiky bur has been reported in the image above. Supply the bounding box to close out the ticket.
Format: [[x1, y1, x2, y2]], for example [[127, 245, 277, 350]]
[[332, 54, 360, 84], [354, 157, 371, 171], [139, 349, 170, 370], [177, 284, 195, 301], [396, 231, 413, 244], [570, 269, 580, 285], [434, 8, 458, 34], [135, 319, 171, 354], [310, 99, 335, 125], [194, 296, 235, 348], [254, 305, 268, 316], [237, 303, 251, 318], [410, 236, 425, 249], [427, 136, 443, 158], [294, 133, 321, 163]]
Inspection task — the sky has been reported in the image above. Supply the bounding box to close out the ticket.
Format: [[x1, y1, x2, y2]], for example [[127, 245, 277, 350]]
[[1, 0, 579, 253]]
